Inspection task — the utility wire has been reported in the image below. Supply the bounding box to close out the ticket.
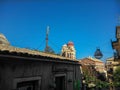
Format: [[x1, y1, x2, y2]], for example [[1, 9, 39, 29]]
[[49, 39, 61, 52], [36, 39, 45, 50]]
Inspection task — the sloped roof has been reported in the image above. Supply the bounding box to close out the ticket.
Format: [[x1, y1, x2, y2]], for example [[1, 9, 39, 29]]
[[79, 57, 103, 65], [0, 33, 78, 61], [0, 44, 77, 61], [87, 57, 103, 62], [106, 57, 114, 61]]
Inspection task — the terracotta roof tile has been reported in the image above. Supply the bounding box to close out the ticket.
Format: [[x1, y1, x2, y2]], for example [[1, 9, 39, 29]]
[[0, 44, 76, 61]]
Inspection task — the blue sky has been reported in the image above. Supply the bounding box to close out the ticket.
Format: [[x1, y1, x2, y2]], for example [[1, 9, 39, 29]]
[[0, 0, 120, 61]]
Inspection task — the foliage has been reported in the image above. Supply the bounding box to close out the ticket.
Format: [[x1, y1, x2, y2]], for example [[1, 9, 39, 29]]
[[82, 66, 109, 89], [84, 75, 109, 89], [113, 66, 120, 87], [95, 80, 109, 89], [74, 80, 81, 90]]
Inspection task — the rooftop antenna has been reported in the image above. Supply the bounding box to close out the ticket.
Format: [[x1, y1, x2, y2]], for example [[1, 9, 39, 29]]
[[45, 26, 49, 52], [44, 26, 54, 53]]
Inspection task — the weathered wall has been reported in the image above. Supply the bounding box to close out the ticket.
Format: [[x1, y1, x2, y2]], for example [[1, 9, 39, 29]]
[[0, 57, 81, 90]]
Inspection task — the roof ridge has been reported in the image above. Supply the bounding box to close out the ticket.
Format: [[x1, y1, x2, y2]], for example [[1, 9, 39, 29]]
[[0, 44, 76, 61], [87, 57, 103, 62]]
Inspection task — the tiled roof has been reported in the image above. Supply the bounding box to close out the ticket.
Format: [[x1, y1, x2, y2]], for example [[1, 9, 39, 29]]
[[106, 57, 114, 61], [79, 57, 104, 66], [0, 44, 76, 61], [87, 57, 103, 62]]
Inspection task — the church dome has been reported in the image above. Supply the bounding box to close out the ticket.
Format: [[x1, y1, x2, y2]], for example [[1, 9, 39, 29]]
[[63, 44, 67, 47], [67, 41, 74, 46], [0, 33, 10, 45]]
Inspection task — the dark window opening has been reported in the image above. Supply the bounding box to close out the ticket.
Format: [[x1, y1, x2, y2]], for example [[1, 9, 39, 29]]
[[55, 76, 65, 90], [17, 80, 38, 90]]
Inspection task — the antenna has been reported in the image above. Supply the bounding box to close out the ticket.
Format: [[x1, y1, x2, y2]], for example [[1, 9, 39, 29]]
[[45, 26, 49, 52], [44, 26, 54, 53], [46, 26, 49, 47]]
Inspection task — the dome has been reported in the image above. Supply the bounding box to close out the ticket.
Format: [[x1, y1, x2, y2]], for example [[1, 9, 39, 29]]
[[0, 33, 10, 45], [67, 41, 74, 46], [63, 44, 67, 47], [94, 48, 103, 59]]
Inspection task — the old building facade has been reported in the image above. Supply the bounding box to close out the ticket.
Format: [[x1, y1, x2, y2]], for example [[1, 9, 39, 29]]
[[112, 26, 120, 61], [106, 57, 119, 73], [0, 34, 82, 90], [80, 57, 106, 73], [61, 41, 76, 59], [80, 57, 107, 79]]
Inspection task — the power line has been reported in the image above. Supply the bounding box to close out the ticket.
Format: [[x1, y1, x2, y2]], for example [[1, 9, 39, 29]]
[[36, 39, 45, 50]]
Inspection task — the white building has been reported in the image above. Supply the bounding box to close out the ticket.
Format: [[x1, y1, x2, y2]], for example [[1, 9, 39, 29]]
[[61, 41, 76, 59]]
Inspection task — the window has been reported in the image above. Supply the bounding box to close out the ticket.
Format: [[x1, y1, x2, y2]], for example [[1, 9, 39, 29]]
[[13, 76, 41, 90]]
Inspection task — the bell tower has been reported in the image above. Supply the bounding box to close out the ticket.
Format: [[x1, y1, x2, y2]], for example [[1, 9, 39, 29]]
[[61, 41, 76, 59]]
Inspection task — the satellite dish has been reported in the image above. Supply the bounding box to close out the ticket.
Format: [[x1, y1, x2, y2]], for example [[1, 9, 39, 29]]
[[94, 48, 103, 59]]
